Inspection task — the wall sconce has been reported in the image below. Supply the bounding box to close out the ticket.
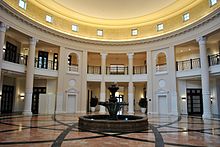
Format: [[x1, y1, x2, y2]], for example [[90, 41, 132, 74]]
[[0, 94, 2, 99], [20, 93, 25, 100], [182, 97, 186, 101]]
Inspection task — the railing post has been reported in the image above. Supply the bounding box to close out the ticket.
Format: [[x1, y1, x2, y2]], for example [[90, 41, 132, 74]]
[[176, 62, 178, 71], [190, 59, 193, 69], [217, 54, 220, 65], [208, 55, 210, 66]]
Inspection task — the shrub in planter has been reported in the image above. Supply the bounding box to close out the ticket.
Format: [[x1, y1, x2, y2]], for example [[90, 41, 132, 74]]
[[139, 98, 148, 113], [90, 96, 98, 107], [138, 98, 147, 108]]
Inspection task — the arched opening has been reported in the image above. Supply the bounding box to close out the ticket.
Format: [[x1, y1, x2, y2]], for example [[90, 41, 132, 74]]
[[68, 53, 78, 72], [156, 52, 167, 72]]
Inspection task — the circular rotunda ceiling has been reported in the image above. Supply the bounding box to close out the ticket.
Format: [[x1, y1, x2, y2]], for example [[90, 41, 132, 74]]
[[53, 0, 176, 20], [32, 0, 198, 26]]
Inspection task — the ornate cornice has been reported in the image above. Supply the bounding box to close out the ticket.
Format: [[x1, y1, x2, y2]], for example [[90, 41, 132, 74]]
[[0, 1, 220, 46]]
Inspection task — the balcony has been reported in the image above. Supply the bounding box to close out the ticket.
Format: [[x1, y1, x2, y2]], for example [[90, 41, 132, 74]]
[[156, 63, 167, 73], [176, 58, 200, 71], [106, 66, 128, 75], [35, 58, 58, 70], [133, 65, 147, 74], [87, 65, 101, 74], [68, 64, 78, 73], [3, 52, 27, 65], [208, 53, 220, 66]]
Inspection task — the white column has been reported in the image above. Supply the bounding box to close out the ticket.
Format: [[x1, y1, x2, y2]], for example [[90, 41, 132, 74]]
[[127, 53, 134, 114], [147, 50, 153, 114], [81, 50, 87, 113], [0, 22, 8, 81], [169, 46, 179, 115], [128, 82, 134, 114], [197, 36, 212, 118], [23, 37, 37, 115], [99, 52, 107, 113]]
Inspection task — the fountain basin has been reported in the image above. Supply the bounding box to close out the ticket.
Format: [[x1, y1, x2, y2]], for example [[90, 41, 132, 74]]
[[79, 115, 148, 132]]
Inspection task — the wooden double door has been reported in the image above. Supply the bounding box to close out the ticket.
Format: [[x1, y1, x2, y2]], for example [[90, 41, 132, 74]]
[[187, 89, 203, 115], [1, 85, 14, 113], [32, 87, 46, 114]]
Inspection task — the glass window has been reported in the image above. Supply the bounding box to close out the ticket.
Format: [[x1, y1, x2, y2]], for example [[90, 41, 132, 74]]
[[183, 13, 190, 22], [210, 0, 218, 6], [46, 15, 53, 23], [97, 29, 103, 36], [157, 23, 164, 31], [19, 0, 27, 10], [131, 29, 138, 36], [72, 24, 78, 32]]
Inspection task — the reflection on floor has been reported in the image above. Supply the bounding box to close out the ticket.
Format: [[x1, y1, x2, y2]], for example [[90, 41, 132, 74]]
[[0, 113, 219, 147]]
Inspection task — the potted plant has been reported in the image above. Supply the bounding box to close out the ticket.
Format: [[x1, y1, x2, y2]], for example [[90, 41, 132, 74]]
[[138, 98, 147, 113], [90, 96, 98, 112]]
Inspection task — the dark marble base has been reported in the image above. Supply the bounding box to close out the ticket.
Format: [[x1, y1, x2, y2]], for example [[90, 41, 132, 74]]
[[79, 115, 148, 132]]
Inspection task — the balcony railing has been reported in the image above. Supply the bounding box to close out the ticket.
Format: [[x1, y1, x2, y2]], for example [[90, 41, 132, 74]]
[[68, 64, 78, 72], [208, 53, 220, 66], [156, 63, 167, 72], [35, 58, 58, 70], [176, 58, 200, 71], [133, 65, 147, 74], [3, 52, 27, 65], [106, 66, 128, 75], [87, 65, 101, 74]]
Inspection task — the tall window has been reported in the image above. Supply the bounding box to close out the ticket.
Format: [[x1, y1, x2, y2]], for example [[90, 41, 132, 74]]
[[68, 53, 78, 72], [19, 0, 27, 10], [156, 52, 167, 72]]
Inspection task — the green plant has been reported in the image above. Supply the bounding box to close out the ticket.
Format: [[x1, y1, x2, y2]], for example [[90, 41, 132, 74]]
[[90, 96, 98, 107], [138, 98, 147, 108]]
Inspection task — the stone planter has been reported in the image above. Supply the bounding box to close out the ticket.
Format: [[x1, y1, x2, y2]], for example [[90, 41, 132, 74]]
[[140, 108, 146, 113], [91, 107, 96, 112]]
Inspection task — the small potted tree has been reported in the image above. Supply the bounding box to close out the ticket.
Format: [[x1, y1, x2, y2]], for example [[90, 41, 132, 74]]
[[90, 96, 98, 112], [138, 98, 147, 113]]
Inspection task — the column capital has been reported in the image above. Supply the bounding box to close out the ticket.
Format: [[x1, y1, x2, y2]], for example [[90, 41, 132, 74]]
[[29, 37, 38, 45], [127, 52, 134, 59], [196, 36, 206, 45], [0, 22, 9, 32], [100, 52, 107, 59]]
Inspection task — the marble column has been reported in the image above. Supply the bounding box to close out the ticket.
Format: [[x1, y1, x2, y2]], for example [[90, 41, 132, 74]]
[[0, 22, 8, 81], [169, 45, 179, 115], [81, 50, 87, 113], [127, 53, 134, 114], [146, 50, 153, 113], [99, 53, 107, 113], [197, 36, 212, 118], [23, 37, 37, 115]]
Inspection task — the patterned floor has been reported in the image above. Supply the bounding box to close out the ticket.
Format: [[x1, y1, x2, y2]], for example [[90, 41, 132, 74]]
[[0, 113, 219, 147]]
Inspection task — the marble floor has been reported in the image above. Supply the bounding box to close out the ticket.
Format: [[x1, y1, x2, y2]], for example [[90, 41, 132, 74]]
[[0, 113, 219, 147]]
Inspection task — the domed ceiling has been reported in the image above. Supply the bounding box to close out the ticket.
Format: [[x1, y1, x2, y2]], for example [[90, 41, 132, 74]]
[[32, 0, 199, 26]]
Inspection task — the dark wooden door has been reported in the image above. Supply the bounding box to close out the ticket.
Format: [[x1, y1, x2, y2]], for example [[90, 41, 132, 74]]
[[32, 87, 46, 114], [37, 51, 48, 69], [1, 85, 14, 113], [187, 89, 203, 115], [5, 42, 17, 63]]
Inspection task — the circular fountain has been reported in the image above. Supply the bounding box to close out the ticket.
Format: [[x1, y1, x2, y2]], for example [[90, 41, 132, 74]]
[[79, 84, 148, 132]]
